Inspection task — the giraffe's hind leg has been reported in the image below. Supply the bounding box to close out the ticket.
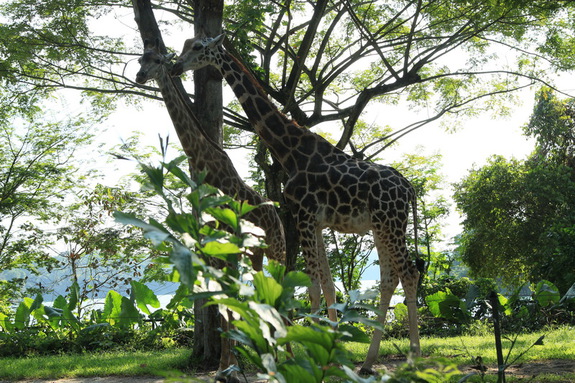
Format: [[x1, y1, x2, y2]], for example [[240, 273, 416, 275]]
[[360, 226, 420, 374]]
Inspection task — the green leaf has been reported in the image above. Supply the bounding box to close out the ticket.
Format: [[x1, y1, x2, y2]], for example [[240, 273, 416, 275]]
[[394, 302, 408, 323], [425, 290, 469, 322], [53, 295, 67, 310], [61, 306, 81, 333], [560, 282, 575, 303], [113, 211, 171, 246], [253, 271, 283, 306], [0, 312, 14, 333], [206, 207, 239, 231], [14, 299, 32, 330], [534, 280, 560, 307], [30, 293, 44, 312], [119, 296, 142, 328], [130, 280, 160, 315], [169, 241, 199, 287], [282, 270, 311, 289], [103, 290, 123, 325], [68, 281, 80, 311], [338, 324, 371, 343], [281, 325, 335, 351], [166, 284, 191, 310], [201, 241, 241, 256]]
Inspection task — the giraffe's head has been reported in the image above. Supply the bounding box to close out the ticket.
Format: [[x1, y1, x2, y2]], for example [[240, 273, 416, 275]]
[[135, 39, 175, 84], [171, 34, 225, 76]]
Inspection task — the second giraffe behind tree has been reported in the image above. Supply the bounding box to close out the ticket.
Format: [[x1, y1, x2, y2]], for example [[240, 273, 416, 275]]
[[172, 34, 421, 374]]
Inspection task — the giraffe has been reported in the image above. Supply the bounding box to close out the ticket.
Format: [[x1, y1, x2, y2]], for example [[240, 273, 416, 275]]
[[135, 39, 285, 381], [172, 34, 421, 374]]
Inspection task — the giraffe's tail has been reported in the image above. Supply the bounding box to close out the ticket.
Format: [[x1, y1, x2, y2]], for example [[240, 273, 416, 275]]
[[412, 192, 425, 275]]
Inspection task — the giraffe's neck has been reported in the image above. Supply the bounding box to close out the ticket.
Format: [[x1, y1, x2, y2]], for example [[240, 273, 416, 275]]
[[218, 50, 345, 173], [154, 68, 263, 205], [156, 69, 221, 160], [154, 67, 285, 264]]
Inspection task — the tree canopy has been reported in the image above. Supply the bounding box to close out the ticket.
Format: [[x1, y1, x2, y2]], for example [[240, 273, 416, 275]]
[[454, 88, 575, 293], [1, 1, 574, 142]]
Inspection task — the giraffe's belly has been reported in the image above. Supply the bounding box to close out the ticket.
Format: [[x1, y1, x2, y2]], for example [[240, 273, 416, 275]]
[[320, 205, 372, 235]]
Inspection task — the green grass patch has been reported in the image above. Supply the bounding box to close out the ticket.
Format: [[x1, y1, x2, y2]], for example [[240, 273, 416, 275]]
[[347, 326, 575, 364], [0, 349, 191, 380], [345, 326, 575, 382]]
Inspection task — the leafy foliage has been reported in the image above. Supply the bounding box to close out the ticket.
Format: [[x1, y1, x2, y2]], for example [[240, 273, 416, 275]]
[[0, 279, 194, 357], [454, 89, 575, 293]]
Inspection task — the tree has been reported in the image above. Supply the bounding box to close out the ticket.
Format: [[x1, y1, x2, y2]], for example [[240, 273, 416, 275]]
[[3, 1, 574, 153], [392, 150, 450, 280], [190, 0, 226, 368], [0, 115, 94, 303], [454, 89, 575, 293], [52, 183, 162, 313]]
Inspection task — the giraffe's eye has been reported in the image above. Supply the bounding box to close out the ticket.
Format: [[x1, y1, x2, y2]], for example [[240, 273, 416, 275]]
[[192, 43, 202, 51]]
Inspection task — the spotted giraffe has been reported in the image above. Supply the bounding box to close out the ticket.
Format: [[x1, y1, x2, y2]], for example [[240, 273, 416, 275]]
[[135, 39, 285, 381], [172, 34, 421, 373]]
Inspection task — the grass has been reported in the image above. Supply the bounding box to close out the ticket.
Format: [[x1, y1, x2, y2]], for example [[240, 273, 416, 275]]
[[0, 349, 191, 380], [346, 326, 575, 382], [0, 326, 573, 381]]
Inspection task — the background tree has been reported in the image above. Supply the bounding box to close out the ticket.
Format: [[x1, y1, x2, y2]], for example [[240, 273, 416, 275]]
[[52, 184, 162, 312], [0, 114, 94, 304], [392, 150, 450, 281], [454, 89, 575, 293]]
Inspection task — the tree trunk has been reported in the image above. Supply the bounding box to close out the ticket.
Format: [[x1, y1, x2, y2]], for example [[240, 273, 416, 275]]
[[131, 0, 225, 371], [191, 0, 224, 370], [193, 0, 224, 145]]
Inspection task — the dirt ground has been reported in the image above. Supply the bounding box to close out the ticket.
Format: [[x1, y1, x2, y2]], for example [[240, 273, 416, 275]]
[[5, 358, 575, 382]]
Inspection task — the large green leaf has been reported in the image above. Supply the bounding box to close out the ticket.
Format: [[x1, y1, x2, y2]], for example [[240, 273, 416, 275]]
[[119, 296, 142, 328], [68, 281, 80, 311], [201, 241, 241, 256], [425, 290, 469, 322], [281, 325, 335, 351], [113, 211, 171, 246], [0, 312, 14, 333], [14, 298, 33, 330], [253, 271, 283, 306], [205, 207, 239, 232], [169, 241, 198, 287], [130, 280, 160, 315], [166, 283, 191, 309], [282, 270, 311, 289], [103, 290, 123, 325], [534, 280, 560, 307]]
